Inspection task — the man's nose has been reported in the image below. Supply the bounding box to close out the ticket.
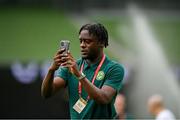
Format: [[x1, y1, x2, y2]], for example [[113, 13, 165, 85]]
[[80, 41, 86, 48]]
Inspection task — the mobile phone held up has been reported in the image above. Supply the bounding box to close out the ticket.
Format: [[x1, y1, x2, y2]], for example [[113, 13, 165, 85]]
[[60, 40, 70, 55]]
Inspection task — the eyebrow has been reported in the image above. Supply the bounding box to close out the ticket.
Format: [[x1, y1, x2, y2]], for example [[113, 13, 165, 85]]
[[79, 38, 93, 41]]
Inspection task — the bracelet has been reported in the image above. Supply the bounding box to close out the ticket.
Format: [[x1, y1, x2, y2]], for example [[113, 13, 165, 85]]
[[78, 72, 86, 81]]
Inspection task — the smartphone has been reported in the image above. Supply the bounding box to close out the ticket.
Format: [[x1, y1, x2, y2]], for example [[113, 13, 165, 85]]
[[60, 40, 70, 54]]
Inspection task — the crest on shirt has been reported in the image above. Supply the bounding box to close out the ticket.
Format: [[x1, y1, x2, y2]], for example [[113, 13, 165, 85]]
[[96, 71, 105, 81]]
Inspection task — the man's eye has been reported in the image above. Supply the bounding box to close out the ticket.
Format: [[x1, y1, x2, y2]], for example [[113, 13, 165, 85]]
[[85, 40, 91, 44]]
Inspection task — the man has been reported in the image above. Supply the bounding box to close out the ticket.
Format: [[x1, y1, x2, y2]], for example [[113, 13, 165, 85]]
[[41, 23, 124, 119], [147, 94, 176, 120]]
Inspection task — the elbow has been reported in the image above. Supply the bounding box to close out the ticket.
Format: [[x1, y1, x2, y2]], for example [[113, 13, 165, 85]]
[[41, 91, 52, 99], [41, 86, 52, 99], [94, 94, 112, 104], [41, 92, 51, 99], [100, 97, 111, 104]]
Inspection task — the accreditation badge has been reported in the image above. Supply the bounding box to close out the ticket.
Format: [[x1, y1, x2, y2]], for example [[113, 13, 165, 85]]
[[73, 97, 87, 114]]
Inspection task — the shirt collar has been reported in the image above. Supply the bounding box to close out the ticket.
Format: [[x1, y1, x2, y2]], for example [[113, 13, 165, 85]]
[[82, 55, 107, 70]]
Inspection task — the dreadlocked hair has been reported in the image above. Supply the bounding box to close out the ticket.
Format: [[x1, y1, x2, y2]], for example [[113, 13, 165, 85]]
[[79, 23, 109, 48]]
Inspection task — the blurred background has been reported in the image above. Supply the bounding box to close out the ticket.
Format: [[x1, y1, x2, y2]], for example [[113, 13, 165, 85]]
[[0, 0, 180, 119]]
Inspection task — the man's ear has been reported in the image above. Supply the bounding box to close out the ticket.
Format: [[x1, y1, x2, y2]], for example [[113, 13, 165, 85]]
[[98, 42, 104, 48]]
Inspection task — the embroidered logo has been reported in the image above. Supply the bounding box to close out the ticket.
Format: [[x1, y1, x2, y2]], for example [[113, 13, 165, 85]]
[[96, 71, 105, 81]]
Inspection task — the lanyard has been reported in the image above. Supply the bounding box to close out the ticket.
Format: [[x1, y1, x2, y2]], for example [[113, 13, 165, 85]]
[[78, 54, 106, 101]]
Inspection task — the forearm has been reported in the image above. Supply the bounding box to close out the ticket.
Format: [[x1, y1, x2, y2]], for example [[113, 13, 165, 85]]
[[79, 78, 111, 104], [41, 69, 55, 98]]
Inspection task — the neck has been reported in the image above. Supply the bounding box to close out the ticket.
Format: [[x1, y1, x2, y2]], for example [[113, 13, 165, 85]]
[[86, 51, 104, 65]]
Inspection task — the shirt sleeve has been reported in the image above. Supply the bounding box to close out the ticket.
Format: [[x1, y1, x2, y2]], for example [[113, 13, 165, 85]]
[[56, 66, 69, 85], [103, 64, 124, 92], [55, 60, 82, 86]]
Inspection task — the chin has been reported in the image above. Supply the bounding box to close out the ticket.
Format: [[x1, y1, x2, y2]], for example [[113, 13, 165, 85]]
[[81, 55, 88, 59]]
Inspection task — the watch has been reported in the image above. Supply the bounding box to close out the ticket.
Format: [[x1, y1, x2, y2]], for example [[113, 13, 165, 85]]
[[78, 72, 86, 81]]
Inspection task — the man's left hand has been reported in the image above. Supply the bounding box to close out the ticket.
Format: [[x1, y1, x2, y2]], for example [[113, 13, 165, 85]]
[[61, 52, 81, 78]]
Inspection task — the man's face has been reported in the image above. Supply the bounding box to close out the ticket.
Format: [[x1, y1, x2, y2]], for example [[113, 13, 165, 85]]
[[79, 30, 102, 60]]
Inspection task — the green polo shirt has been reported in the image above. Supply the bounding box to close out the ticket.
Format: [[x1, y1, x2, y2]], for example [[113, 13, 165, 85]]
[[56, 55, 124, 119]]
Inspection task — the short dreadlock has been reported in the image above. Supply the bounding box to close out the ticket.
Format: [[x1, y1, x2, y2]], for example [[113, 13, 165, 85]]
[[79, 23, 109, 48]]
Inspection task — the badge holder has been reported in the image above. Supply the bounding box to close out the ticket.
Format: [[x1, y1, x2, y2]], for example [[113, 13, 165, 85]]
[[73, 97, 87, 114]]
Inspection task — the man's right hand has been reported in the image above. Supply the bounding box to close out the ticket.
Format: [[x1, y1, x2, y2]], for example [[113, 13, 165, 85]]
[[49, 48, 67, 71], [41, 48, 67, 98]]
